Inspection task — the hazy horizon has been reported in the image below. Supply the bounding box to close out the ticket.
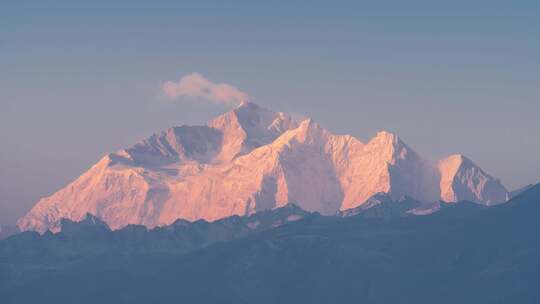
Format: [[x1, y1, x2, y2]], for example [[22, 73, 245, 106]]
[[2, 1, 540, 225]]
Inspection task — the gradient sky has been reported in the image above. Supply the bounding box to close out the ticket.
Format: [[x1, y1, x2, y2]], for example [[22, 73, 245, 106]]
[[1, 1, 539, 225]]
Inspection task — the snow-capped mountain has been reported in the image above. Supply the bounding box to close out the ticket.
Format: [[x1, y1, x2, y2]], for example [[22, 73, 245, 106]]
[[18, 102, 509, 233], [438, 154, 508, 205]]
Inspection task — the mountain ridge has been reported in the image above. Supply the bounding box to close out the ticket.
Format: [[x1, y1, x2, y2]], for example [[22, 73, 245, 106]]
[[3, 183, 538, 304], [18, 102, 509, 233]]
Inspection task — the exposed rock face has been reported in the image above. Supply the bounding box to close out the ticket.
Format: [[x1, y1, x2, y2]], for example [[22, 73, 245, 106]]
[[18, 102, 509, 233]]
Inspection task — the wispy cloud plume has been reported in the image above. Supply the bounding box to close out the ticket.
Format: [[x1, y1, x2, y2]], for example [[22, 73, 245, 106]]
[[161, 73, 249, 105]]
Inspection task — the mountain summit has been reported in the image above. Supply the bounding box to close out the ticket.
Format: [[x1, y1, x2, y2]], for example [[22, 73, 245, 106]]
[[18, 103, 509, 233], [438, 154, 508, 205]]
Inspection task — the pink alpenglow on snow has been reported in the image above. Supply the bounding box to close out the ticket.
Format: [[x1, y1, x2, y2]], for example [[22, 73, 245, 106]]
[[18, 102, 509, 233], [438, 154, 508, 205]]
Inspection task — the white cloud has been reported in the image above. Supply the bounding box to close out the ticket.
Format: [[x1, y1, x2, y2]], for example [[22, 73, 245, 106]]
[[161, 73, 250, 105]]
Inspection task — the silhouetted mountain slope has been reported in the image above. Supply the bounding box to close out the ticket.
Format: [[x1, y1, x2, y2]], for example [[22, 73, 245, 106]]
[[0, 204, 309, 261], [337, 192, 425, 218], [0, 225, 19, 240], [510, 184, 534, 199], [1, 184, 539, 303], [135, 184, 538, 304]]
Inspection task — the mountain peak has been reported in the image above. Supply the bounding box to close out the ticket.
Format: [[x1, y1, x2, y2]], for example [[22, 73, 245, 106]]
[[230, 101, 297, 134], [288, 117, 326, 142], [446, 153, 472, 164], [438, 154, 478, 174], [438, 154, 508, 205], [232, 100, 267, 120], [370, 131, 402, 146], [236, 100, 259, 109], [376, 130, 397, 138], [207, 101, 298, 161], [18, 103, 510, 233], [298, 117, 318, 129], [364, 130, 416, 166]]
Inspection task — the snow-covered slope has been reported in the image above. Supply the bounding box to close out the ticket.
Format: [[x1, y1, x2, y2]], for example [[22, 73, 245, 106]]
[[438, 154, 508, 206], [18, 102, 509, 233]]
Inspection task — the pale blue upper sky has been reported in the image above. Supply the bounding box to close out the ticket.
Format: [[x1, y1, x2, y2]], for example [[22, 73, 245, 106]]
[[1, 1, 539, 224]]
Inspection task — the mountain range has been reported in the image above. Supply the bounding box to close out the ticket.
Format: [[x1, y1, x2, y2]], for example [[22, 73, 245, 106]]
[[18, 101, 509, 233], [2, 183, 539, 303]]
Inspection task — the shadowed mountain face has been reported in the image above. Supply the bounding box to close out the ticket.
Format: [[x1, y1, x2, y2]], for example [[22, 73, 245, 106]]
[[1, 184, 539, 304], [337, 192, 428, 218], [18, 102, 509, 233], [0, 204, 310, 262]]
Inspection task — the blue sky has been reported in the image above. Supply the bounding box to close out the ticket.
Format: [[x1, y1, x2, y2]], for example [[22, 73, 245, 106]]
[[1, 1, 539, 224]]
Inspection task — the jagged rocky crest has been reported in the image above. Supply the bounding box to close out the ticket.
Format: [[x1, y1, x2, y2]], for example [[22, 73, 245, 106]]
[[18, 102, 509, 233]]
